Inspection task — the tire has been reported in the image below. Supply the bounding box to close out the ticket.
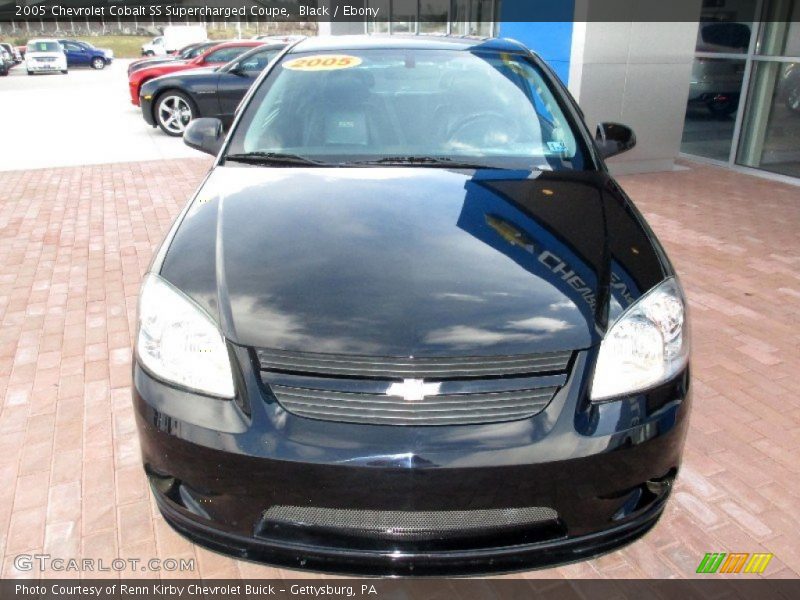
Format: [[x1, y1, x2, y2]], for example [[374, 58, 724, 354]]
[[0, 70, 7, 77], [26, 70, 33, 75], [144, 51, 155, 57], [707, 96, 738, 117], [91, 57, 105, 70], [155, 91, 196, 137], [61, 70, 68, 75]]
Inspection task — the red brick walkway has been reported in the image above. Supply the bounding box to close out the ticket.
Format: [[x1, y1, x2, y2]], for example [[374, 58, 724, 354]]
[[0, 159, 798, 579]]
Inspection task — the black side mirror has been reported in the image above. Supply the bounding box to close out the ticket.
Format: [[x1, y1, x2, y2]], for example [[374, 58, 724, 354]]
[[595, 122, 636, 159], [231, 62, 257, 77], [184, 118, 224, 156]]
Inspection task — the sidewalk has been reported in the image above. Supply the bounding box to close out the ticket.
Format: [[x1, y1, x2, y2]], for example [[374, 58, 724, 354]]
[[0, 158, 798, 578]]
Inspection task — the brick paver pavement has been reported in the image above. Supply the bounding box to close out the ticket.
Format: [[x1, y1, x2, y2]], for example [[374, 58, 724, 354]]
[[0, 159, 798, 579]]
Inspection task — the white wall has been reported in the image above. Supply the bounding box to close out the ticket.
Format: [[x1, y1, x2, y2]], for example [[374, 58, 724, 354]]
[[568, 3, 701, 174]]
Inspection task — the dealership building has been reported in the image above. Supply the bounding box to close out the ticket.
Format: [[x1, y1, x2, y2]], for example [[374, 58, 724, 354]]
[[323, 0, 800, 182]]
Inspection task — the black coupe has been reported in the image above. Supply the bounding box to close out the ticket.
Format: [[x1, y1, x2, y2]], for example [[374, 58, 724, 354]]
[[134, 36, 691, 575], [139, 43, 287, 136]]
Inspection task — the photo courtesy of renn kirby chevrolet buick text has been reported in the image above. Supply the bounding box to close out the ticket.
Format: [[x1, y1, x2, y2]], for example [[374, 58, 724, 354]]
[[132, 35, 691, 575]]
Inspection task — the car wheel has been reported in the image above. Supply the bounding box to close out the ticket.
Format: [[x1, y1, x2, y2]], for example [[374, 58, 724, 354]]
[[61, 70, 68, 75], [155, 91, 196, 137], [707, 95, 738, 117], [91, 57, 105, 70], [144, 51, 155, 57]]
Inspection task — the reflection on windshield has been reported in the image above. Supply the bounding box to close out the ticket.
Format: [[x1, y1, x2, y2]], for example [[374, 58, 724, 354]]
[[28, 42, 61, 53], [227, 48, 586, 170]]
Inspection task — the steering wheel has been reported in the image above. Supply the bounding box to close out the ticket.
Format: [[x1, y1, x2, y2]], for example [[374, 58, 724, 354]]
[[446, 112, 518, 149]]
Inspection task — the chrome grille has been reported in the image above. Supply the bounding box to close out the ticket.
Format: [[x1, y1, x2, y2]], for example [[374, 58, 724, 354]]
[[255, 348, 571, 378], [261, 505, 559, 538], [271, 384, 558, 425], [256, 348, 571, 426]]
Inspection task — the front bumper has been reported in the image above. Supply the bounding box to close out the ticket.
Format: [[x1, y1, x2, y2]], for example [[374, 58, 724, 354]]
[[27, 62, 65, 72], [140, 95, 156, 127], [133, 347, 690, 575], [129, 81, 141, 106]]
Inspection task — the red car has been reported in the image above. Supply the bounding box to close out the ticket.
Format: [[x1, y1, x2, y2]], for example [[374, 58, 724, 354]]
[[128, 40, 263, 106]]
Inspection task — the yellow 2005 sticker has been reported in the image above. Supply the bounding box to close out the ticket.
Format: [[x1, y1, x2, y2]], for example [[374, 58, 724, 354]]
[[283, 54, 363, 71]]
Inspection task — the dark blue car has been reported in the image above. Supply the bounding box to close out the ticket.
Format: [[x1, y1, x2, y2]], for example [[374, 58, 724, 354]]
[[58, 40, 114, 70]]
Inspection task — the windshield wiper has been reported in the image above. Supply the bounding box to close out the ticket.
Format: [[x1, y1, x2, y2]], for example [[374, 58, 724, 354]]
[[224, 152, 329, 167], [343, 156, 499, 169]]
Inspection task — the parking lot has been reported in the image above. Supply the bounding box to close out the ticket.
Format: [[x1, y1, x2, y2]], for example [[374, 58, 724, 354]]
[[0, 60, 196, 172], [1, 56, 799, 580]]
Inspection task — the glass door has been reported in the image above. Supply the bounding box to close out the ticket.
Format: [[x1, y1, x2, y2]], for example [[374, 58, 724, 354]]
[[736, 2, 800, 177]]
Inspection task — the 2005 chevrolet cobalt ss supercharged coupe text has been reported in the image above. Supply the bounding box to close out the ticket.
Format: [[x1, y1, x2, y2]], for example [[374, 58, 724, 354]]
[[133, 36, 691, 575]]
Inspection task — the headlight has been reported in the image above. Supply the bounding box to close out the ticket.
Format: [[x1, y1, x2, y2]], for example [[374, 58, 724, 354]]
[[136, 274, 235, 398], [590, 277, 689, 401]]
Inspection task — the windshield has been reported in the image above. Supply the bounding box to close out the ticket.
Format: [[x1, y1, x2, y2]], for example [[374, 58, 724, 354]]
[[225, 48, 589, 170], [181, 43, 210, 59], [28, 41, 61, 53]]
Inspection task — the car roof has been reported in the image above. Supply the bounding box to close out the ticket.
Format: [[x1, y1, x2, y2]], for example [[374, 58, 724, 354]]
[[204, 40, 263, 51], [288, 35, 530, 54], [28, 38, 60, 43]]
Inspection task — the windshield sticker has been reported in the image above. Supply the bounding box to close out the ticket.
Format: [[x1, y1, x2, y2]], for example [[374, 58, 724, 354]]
[[283, 55, 363, 71], [547, 141, 567, 153]]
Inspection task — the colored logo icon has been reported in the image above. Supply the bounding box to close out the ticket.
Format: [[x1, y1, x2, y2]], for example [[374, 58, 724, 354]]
[[696, 553, 773, 574]]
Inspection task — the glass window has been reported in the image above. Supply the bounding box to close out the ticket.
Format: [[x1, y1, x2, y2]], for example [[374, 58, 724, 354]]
[[736, 60, 800, 177], [695, 0, 757, 54], [419, 0, 449, 34], [28, 41, 62, 53], [365, 0, 390, 34], [681, 57, 747, 160], [392, 0, 417, 34], [236, 49, 280, 73], [757, 0, 800, 56], [228, 48, 587, 170], [206, 47, 249, 63], [450, 0, 494, 37]]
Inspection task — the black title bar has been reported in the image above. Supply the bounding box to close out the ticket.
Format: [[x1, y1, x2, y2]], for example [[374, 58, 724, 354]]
[[2, 0, 800, 24]]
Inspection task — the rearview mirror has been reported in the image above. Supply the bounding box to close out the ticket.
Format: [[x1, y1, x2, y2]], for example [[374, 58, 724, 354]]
[[184, 118, 224, 157], [595, 122, 636, 159]]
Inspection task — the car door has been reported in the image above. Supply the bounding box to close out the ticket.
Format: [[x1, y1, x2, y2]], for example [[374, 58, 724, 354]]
[[61, 41, 88, 66], [215, 48, 282, 123]]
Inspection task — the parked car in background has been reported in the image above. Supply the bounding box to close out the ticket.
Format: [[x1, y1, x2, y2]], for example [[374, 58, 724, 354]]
[[0, 48, 12, 76], [128, 41, 220, 76], [0, 42, 22, 64], [140, 43, 287, 136], [687, 57, 745, 116], [141, 25, 207, 56], [129, 40, 262, 106], [58, 39, 113, 69], [25, 39, 67, 75], [252, 34, 305, 43]]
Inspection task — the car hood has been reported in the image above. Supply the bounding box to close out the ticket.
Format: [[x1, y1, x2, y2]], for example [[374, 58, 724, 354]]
[[159, 166, 666, 357]]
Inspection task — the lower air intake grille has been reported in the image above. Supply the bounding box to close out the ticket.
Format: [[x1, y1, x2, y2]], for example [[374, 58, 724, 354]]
[[261, 505, 559, 539]]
